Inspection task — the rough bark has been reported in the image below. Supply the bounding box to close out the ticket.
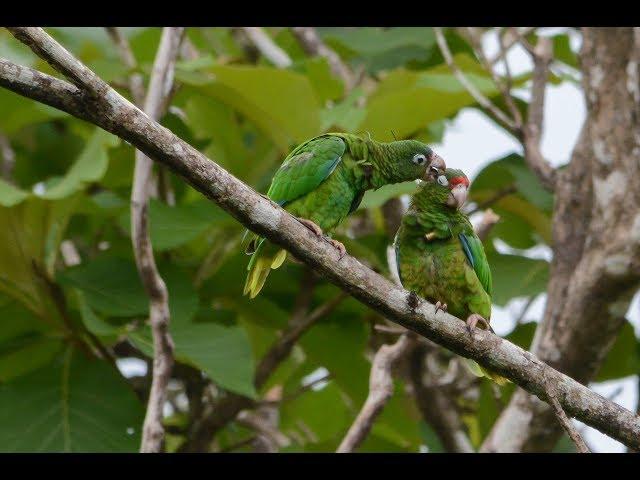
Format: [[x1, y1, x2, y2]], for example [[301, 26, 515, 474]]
[[482, 27, 640, 452], [2, 28, 640, 450]]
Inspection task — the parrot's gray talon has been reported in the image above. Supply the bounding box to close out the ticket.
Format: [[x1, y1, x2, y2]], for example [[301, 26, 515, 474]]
[[327, 237, 347, 259], [297, 217, 324, 237], [435, 301, 448, 314], [465, 313, 490, 336]]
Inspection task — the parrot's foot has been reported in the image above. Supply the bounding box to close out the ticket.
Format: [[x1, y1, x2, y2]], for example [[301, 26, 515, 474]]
[[297, 217, 324, 237], [465, 313, 491, 336], [327, 238, 347, 259], [435, 301, 448, 314]]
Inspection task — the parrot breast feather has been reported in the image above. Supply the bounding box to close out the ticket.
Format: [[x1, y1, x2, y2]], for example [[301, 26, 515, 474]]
[[266, 136, 346, 207]]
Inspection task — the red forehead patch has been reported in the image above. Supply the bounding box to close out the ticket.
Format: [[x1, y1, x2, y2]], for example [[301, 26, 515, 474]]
[[450, 176, 470, 187]]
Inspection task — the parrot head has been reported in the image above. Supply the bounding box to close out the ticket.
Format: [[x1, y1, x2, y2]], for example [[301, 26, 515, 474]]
[[424, 168, 470, 210], [388, 140, 446, 182]]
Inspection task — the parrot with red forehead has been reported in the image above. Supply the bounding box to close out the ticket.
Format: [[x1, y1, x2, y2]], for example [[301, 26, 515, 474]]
[[394, 168, 507, 384]]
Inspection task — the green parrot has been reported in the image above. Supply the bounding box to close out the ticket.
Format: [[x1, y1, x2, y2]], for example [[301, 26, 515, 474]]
[[243, 132, 446, 298], [394, 168, 507, 385]]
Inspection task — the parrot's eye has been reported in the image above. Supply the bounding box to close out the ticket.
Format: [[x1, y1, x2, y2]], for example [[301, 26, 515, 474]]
[[412, 153, 427, 165], [437, 175, 449, 186]]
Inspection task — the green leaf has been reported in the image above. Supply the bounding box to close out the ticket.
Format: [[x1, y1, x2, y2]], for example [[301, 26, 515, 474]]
[[117, 199, 228, 251], [595, 321, 640, 382], [487, 252, 549, 306], [58, 256, 148, 317], [0, 89, 68, 135], [177, 65, 321, 150], [298, 57, 344, 103], [41, 129, 117, 200], [300, 313, 370, 402], [0, 178, 30, 207], [130, 266, 257, 398], [361, 54, 499, 141], [504, 321, 538, 350], [319, 88, 367, 132], [280, 381, 351, 445], [0, 300, 62, 382], [0, 349, 144, 452], [359, 181, 419, 210]]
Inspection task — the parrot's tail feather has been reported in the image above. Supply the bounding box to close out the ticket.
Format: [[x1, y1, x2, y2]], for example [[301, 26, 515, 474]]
[[243, 244, 288, 298], [463, 358, 510, 386]]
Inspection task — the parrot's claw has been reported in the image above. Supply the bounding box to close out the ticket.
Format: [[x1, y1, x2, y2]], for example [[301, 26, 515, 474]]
[[327, 238, 347, 259], [465, 313, 490, 336], [435, 301, 448, 314], [297, 217, 324, 237]]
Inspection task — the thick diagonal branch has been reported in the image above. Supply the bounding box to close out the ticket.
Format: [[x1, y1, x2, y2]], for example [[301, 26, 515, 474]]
[[132, 27, 184, 453], [2, 29, 640, 451]]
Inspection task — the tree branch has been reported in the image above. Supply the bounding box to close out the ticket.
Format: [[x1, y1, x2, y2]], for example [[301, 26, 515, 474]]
[[132, 27, 184, 453], [291, 27, 354, 92], [2, 29, 640, 451], [544, 379, 590, 453], [337, 333, 416, 452], [241, 27, 292, 68], [105, 27, 145, 105], [434, 27, 519, 134], [522, 36, 557, 191]]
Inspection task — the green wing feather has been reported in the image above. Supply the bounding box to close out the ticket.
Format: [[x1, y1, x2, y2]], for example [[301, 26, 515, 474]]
[[243, 135, 346, 298], [266, 135, 346, 206], [458, 231, 492, 297]]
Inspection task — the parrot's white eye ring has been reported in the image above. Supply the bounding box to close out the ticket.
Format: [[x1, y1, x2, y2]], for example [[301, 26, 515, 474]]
[[437, 175, 449, 186], [412, 153, 427, 165]]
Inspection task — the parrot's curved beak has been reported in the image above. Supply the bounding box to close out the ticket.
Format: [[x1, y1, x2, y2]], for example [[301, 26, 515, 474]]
[[424, 152, 446, 180], [447, 184, 468, 210]]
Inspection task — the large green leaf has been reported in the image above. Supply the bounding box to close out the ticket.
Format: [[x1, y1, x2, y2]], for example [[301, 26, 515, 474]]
[[177, 65, 321, 150], [0, 299, 62, 382], [487, 251, 549, 306], [129, 266, 257, 398], [320, 28, 437, 74], [57, 256, 147, 317], [360, 54, 499, 141], [595, 321, 640, 382], [117, 199, 229, 251], [41, 129, 118, 200], [0, 195, 78, 316], [0, 349, 144, 452], [280, 380, 351, 446], [471, 153, 553, 247]]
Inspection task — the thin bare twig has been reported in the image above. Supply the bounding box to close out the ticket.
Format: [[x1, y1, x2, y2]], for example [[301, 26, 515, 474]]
[[461, 27, 523, 127], [488, 27, 537, 66], [434, 27, 519, 134], [105, 27, 145, 105], [291, 27, 354, 92], [337, 333, 416, 452], [4, 29, 640, 451], [544, 377, 590, 453], [242, 27, 292, 68], [133, 27, 185, 453], [522, 36, 557, 191], [0, 133, 15, 182]]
